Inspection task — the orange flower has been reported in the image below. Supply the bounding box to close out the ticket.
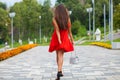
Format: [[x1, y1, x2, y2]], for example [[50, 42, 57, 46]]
[[0, 44, 38, 61]]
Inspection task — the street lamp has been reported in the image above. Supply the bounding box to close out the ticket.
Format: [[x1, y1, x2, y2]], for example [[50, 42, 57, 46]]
[[92, 0, 95, 40], [92, 0, 94, 4], [39, 16, 41, 44], [104, 4, 106, 42], [108, 0, 111, 41], [86, 8, 92, 40], [110, 0, 113, 44], [9, 12, 16, 48]]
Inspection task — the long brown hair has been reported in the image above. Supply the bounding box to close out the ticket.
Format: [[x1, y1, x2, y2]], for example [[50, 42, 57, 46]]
[[54, 4, 69, 30]]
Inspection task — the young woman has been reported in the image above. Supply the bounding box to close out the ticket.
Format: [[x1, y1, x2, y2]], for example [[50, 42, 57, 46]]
[[49, 4, 74, 79]]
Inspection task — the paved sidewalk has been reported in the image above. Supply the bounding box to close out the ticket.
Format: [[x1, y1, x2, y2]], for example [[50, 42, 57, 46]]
[[0, 46, 120, 80]]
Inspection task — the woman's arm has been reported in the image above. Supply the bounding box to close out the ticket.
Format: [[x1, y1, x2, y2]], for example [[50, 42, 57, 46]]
[[52, 18, 62, 44], [68, 18, 74, 44]]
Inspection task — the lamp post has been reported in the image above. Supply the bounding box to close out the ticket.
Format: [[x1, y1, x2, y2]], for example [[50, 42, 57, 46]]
[[9, 12, 16, 48], [109, 0, 113, 44], [86, 8, 92, 40], [110, 0, 113, 44], [92, 0, 95, 40], [109, 0, 111, 41], [39, 16, 41, 44], [104, 4, 106, 42]]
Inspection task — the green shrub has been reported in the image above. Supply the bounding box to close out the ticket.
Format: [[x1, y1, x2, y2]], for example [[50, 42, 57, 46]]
[[72, 20, 87, 37]]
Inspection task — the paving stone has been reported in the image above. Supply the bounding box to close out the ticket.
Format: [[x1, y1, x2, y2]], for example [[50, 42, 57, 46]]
[[0, 46, 120, 80], [106, 76, 117, 80], [60, 76, 74, 80], [1, 78, 33, 80]]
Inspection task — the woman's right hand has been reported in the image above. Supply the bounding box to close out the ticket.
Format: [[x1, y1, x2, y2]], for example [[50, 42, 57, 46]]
[[58, 39, 62, 44]]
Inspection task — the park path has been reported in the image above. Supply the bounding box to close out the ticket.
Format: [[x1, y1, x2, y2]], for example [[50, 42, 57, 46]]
[[0, 46, 120, 80]]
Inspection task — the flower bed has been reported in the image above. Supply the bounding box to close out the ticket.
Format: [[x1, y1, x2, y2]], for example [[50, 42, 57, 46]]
[[0, 44, 38, 61], [91, 42, 112, 49]]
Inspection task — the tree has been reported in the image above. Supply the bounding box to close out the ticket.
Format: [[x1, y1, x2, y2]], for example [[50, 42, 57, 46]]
[[72, 20, 80, 36], [114, 4, 120, 30], [56, 0, 89, 33], [0, 8, 9, 43], [41, 0, 53, 38], [72, 20, 87, 37], [56, 0, 87, 26], [0, 2, 9, 44], [0, 2, 6, 10], [71, 4, 87, 28], [113, 0, 120, 7], [9, 0, 54, 43], [56, 0, 80, 10], [10, 0, 42, 41]]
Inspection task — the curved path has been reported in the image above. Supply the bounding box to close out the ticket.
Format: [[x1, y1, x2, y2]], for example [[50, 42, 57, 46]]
[[0, 46, 120, 80]]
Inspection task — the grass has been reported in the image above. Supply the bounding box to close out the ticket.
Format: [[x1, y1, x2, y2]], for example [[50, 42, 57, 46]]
[[39, 42, 49, 46], [0, 44, 4, 48], [79, 41, 92, 45], [105, 38, 120, 45], [104, 41, 111, 45], [0, 41, 29, 49], [80, 38, 120, 45], [0, 38, 120, 48], [0, 41, 49, 49], [113, 38, 120, 42]]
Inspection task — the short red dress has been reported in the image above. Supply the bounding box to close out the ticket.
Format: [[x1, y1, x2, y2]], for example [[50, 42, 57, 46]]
[[49, 20, 74, 52]]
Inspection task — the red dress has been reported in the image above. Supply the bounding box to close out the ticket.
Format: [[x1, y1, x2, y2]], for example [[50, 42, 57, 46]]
[[49, 21, 74, 52]]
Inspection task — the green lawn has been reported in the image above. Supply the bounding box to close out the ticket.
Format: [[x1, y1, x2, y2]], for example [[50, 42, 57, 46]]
[[79, 41, 92, 45], [0, 41, 28, 48], [113, 38, 120, 42], [80, 38, 120, 45], [39, 42, 49, 46], [0, 38, 120, 48], [105, 38, 120, 45], [0, 44, 4, 48]]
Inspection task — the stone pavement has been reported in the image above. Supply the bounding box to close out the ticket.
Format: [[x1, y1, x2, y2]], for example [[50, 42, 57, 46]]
[[0, 46, 120, 80]]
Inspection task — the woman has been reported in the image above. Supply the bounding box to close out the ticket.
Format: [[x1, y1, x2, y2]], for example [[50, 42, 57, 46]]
[[49, 4, 74, 79]]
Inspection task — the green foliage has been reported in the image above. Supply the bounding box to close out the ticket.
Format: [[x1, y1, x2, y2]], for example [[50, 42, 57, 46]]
[[72, 20, 80, 35], [70, 4, 87, 26], [72, 20, 87, 37], [10, 0, 42, 41], [0, 0, 119, 44], [0, 2, 6, 10], [80, 41, 92, 45], [97, 26, 109, 34], [41, 0, 53, 37], [56, 0, 80, 10], [113, 0, 120, 7], [56, 0, 88, 28], [8, 0, 53, 43], [114, 4, 120, 30], [113, 38, 120, 42], [0, 8, 9, 43], [79, 25, 87, 37], [86, 0, 109, 27]]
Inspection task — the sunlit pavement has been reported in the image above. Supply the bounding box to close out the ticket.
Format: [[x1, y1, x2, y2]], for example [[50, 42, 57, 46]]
[[0, 46, 120, 80]]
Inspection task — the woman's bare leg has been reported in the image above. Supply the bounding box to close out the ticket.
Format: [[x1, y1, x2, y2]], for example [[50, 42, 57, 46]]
[[56, 50, 64, 72]]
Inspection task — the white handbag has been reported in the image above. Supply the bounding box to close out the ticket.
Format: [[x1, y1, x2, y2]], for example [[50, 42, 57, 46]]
[[69, 50, 79, 64]]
